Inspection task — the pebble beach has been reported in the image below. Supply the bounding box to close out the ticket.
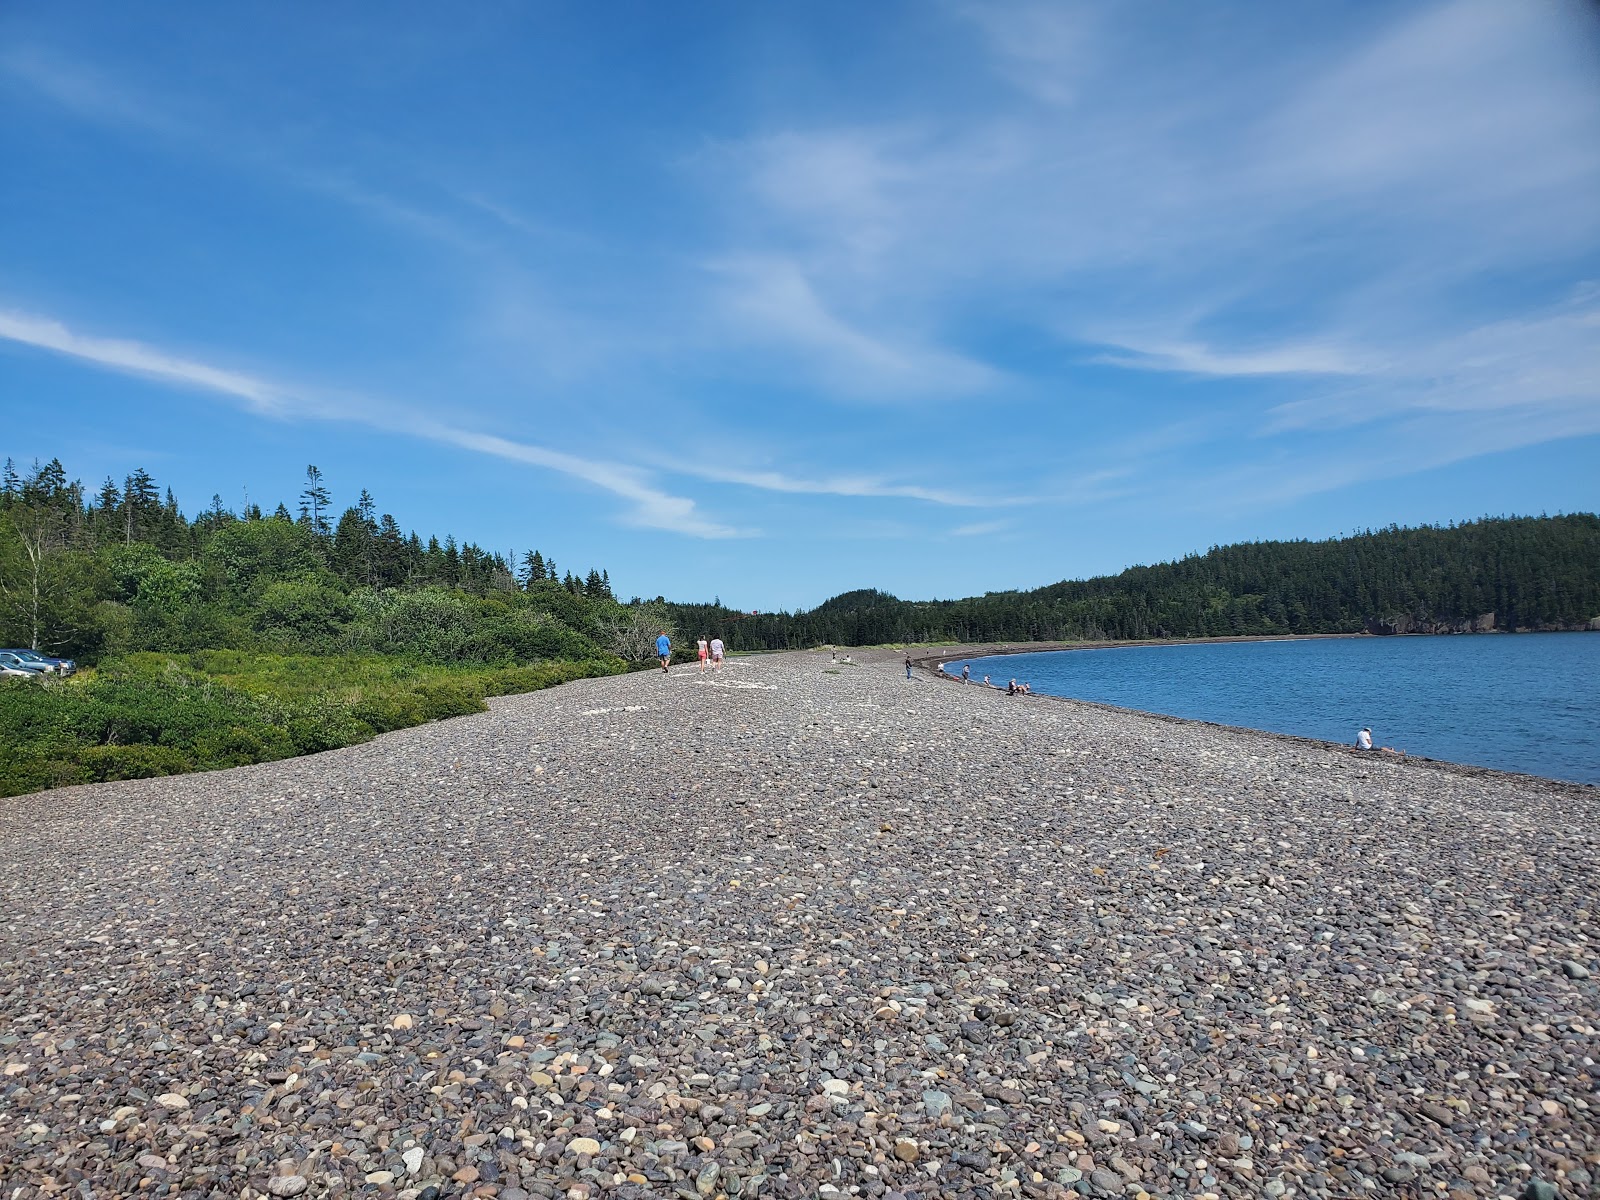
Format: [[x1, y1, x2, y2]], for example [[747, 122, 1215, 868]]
[[1, 649, 1596, 1200]]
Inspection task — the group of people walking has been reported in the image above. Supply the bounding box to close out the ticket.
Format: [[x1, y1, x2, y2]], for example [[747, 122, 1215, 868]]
[[653, 631, 724, 674]]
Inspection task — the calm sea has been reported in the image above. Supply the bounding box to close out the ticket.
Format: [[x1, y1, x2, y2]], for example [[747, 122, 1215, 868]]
[[945, 633, 1600, 784]]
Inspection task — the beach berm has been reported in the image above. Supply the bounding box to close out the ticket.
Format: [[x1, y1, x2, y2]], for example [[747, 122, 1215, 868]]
[[1, 649, 1595, 1199]]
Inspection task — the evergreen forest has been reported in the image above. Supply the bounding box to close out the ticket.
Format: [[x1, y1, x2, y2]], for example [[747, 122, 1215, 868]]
[[666, 514, 1600, 650]]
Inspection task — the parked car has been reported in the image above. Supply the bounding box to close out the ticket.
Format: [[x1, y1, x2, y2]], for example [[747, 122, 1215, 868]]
[[0, 662, 39, 679], [0, 652, 51, 681], [0, 652, 49, 678], [1, 648, 75, 675]]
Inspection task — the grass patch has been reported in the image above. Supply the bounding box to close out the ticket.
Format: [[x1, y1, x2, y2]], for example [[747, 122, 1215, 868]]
[[0, 650, 624, 798]]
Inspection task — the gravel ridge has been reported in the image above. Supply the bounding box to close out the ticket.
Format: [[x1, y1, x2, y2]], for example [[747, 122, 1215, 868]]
[[2, 650, 1595, 1200]]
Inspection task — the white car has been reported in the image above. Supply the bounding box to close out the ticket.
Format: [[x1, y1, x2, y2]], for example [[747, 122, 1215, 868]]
[[0, 661, 40, 679]]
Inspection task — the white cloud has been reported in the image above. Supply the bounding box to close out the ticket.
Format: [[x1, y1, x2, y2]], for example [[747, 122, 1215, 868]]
[[1091, 336, 1372, 379], [950, 1, 1097, 106], [0, 309, 740, 538], [0, 46, 184, 137], [680, 462, 1017, 508], [0, 311, 283, 412], [707, 256, 1002, 399]]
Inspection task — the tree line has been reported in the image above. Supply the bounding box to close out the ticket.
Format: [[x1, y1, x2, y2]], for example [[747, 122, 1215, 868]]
[[665, 515, 1600, 650], [0, 456, 649, 663]]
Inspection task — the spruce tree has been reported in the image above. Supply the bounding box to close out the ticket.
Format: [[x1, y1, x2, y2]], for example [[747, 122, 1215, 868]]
[[300, 465, 331, 537]]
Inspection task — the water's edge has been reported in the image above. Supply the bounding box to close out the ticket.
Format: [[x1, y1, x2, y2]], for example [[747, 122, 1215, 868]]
[[903, 638, 1598, 792]]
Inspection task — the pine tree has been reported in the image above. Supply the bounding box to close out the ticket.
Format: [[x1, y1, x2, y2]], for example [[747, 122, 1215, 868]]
[[123, 468, 159, 544], [300, 465, 331, 537]]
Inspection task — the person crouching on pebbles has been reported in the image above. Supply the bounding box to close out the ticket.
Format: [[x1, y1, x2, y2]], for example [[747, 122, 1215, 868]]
[[656, 631, 671, 674], [697, 636, 710, 673]]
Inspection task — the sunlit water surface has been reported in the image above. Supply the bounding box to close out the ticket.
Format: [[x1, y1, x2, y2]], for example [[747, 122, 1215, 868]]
[[945, 633, 1600, 784]]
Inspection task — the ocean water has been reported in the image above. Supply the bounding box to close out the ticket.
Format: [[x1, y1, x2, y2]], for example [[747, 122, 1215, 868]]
[[945, 633, 1600, 784]]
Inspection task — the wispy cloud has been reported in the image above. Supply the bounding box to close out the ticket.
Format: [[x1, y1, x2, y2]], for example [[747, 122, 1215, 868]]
[[679, 462, 1018, 508], [950, 1, 1096, 107], [0, 46, 184, 137], [0, 311, 284, 412], [706, 256, 1002, 399], [0, 309, 740, 537], [1091, 336, 1373, 378], [950, 519, 1009, 538]]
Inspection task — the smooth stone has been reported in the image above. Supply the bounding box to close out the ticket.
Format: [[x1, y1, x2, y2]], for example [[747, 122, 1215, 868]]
[[266, 1177, 309, 1198]]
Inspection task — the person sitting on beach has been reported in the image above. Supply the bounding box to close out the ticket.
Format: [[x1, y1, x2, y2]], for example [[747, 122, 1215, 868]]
[[1018, 682, 1031, 695], [982, 674, 992, 687], [1355, 727, 1405, 755], [1006, 679, 1018, 695]]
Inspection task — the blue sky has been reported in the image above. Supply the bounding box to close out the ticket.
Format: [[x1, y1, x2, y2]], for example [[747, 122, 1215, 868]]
[[2, 1, 1598, 609]]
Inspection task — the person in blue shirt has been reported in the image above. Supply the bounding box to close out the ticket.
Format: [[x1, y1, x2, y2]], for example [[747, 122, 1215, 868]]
[[656, 631, 671, 673]]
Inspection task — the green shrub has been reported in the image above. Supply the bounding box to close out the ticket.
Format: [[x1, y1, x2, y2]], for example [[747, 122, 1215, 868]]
[[0, 648, 626, 799], [75, 744, 191, 782]]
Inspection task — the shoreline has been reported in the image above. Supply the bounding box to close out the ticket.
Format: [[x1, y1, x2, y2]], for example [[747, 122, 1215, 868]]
[[2, 650, 1595, 1198], [892, 640, 1596, 792]]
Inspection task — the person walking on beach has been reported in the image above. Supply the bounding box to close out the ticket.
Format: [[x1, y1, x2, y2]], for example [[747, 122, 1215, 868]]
[[905, 652, 913, 679], [656, 631, 671, 674], [961, 663, 970, 684], [710, 636, 725, 670], [697, 636, 710, 673]]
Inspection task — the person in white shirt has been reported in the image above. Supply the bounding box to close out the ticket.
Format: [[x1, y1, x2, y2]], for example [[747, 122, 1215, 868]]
[[1355, 727, 1373, 751], [710, 637, 724, 669]]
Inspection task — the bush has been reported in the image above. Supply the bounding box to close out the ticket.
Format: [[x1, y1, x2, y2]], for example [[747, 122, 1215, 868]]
[[0, 649, 626, 798], [75, 744, 191, 782]]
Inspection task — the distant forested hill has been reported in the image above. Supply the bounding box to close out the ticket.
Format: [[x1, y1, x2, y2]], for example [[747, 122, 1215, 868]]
[[666, 515, 1600, 649]]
